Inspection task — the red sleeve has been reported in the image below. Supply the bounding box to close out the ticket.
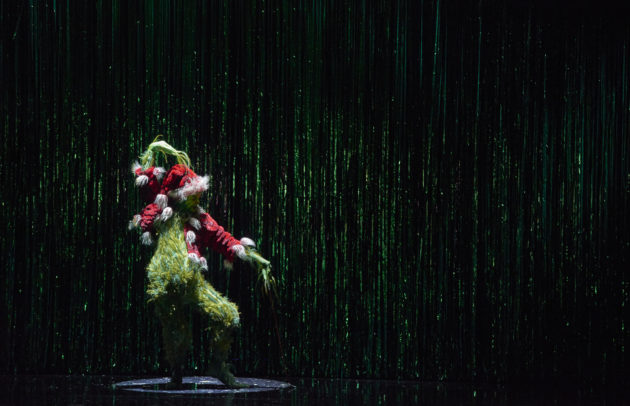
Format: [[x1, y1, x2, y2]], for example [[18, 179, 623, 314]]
[[196, 212, 241, 261], [139, 203, 162, 232]]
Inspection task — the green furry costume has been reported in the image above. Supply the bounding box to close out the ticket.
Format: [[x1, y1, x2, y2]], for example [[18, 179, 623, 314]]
[[129, 140, 274, 387]]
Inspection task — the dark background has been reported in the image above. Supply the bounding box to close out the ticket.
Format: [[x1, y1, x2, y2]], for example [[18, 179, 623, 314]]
[[1, 0, 628, 386]]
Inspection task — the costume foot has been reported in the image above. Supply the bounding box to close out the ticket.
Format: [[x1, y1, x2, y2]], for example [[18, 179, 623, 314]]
[[209, 362, 248, 388], [166, 368, 183, 389]]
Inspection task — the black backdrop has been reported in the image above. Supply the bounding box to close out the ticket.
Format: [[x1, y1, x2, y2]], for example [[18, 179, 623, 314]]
[[1, 1, 628, 384]]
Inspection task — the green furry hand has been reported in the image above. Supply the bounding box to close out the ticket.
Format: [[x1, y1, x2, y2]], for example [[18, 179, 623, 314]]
[[243, 247, 276, 296]]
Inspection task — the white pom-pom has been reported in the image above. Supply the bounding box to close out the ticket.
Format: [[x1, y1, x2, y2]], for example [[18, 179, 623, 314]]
[[189, 217, 201, 230], [240, 237, 256, 248], [132, 161, 142, 174], [159, 207, 173, 222], [154, 194, 168, 209], [200, 257, 208, 271], [223, 259, 234, 270], [140, 232, 153, 246], [186, 231, 196, 243], [153, 167, 166, 181], [231, 244, 247, 260], [135, 175, 149, 187]]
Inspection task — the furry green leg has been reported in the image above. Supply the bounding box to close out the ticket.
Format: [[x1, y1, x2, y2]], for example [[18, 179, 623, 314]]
[[146, 214, 196, 387], [195, 279, 245, 387], [155, 300, 192, 388], [206, 326, 246, 388]]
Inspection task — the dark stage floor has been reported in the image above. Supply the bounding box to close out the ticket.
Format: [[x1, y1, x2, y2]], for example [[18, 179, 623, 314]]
[[0, 375, 627, 405]]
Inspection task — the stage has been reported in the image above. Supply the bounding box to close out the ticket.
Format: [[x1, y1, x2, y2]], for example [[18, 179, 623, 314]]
[[0, 375, 626, 405]]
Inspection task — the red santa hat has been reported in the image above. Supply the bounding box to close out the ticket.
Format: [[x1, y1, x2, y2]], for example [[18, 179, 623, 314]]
[[160, 164, 209, 202]]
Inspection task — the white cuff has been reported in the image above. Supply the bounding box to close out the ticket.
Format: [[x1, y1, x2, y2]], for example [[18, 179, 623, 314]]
[[231, 244, 247, 260], [128, 214, 142, 230], [240, 237, 256, 248]]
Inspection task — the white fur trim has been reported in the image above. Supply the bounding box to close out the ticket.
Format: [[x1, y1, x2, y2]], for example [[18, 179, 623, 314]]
[[231, 244, 247, 260], [189, 217, 201, 230], [188, 253, 201, 264], [128, 214, 141, 230], [240, 237, 256, 248], [132, 161, 142, 174], [153, 167, 166, 181], [159, 207, 173, 222], [173, 175, 209, 201], [154, 194, 168, 209], [140, 232, 153, 246], [135, 175, 149, 187], [223, 259, 234, 270], [200, 257, 208, 271], [186, 231, 196, 243], [196, 206, 206, 214]]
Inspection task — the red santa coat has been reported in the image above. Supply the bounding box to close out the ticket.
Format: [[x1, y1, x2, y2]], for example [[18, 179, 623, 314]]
[[131, 163, 245, 267]]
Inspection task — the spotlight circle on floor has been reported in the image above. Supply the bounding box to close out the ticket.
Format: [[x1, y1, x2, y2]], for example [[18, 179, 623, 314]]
[[114, 376, 293, 394]]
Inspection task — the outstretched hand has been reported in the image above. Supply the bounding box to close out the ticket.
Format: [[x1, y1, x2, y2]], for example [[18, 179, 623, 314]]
[[243, 247, 276, 297]]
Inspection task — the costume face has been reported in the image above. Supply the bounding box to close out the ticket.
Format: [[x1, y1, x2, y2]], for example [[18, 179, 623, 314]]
[[188, 193, 200, 207]]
